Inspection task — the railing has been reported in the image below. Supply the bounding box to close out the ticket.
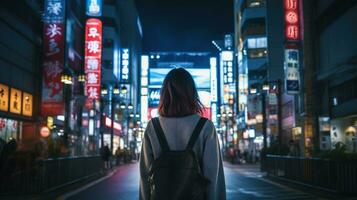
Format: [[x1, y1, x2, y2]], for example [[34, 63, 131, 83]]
[[262, 155, 357, 194], [0, 156, 103, 194]]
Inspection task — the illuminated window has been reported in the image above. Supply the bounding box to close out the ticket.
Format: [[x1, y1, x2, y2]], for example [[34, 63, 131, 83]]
[[247, 37, 267, 49], [247, 0, 265, 8], [248, 48, 267, 58]]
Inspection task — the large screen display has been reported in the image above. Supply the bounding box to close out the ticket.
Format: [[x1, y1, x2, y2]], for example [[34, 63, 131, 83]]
[[149, 68, 210, 89], [148, 88, 211, 108]]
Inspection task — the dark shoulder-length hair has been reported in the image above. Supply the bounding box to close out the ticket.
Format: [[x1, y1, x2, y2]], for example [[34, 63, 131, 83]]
[[158, 68, 203, 117]]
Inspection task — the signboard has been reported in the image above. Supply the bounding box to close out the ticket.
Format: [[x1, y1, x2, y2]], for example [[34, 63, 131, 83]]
[[284, 48, 300, 94], [141, 55, 149, 124], [43, 0, 65, 23], [284, 0, 300, 41], [210, 57, 218, 102], [0, 84, 9, 112], [22, 92, 33, 117], [41, 0, 65, 116], [318, 117, 330, 132], [40, 126, 51, 137], [86, 0, 102, 16], [84, 18, 102, 100], [121, 48, 130, 82], [148, 88, 161, 107], [149, 68, 210, 89], [10, 88, 22, 114], [141, 96, 148, 124]]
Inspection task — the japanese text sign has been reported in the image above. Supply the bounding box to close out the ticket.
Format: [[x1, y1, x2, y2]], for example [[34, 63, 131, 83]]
[[10, 88, 22, 114], [22, 92, 33, 117], [284, 48, 300, 94], [85, 18, 102, 100], [284, 0, 300, 41], [44, 0, 65, 23], [41, 0, 65, 116], [0, 84, 9, 112]]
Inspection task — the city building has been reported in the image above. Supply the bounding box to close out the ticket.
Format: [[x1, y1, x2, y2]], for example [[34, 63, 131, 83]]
[[212, 35, 239, 155], [234, 0, 305, 156], [0, 1, 43, 150], [308, 0, 357, 153], [94, 0, 143, 153], [0, 0, 142, 157], [234, 0, 269, 157]]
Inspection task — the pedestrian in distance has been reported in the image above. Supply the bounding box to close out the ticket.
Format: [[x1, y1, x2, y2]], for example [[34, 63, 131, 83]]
[[139, 68, 226, 200], [100, 144, 111, 169]]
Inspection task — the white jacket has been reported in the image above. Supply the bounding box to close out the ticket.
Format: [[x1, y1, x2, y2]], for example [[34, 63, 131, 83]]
[[139, 114, 226, 200]]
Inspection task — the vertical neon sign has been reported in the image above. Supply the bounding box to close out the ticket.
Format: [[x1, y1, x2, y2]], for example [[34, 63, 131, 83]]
[[284, 0, 300, 41], [41, 0, 65, 116], [284, 0, 301, 94], [84, 18, 102, 100]]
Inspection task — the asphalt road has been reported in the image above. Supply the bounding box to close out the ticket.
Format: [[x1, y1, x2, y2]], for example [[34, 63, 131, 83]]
[[65, 162, 319, 200]]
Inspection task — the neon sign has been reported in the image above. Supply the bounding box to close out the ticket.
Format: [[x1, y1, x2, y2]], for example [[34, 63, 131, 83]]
[[121, 48, 130, 82], [284, 0, 300, 41], [41, 0, 65, 116], [84, 18, 102, 100]]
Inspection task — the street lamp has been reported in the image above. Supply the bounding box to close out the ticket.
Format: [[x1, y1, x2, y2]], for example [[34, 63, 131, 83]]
[[113, 84, 120, 95], [250, 87, 257, 94], [120, 102, 126, 109], [121, 85, 127, 94], [129, 112, 134, 118], [101, 87, 108, 95], [262, 81, 270, 91], [78, 74, 86, 83], [128, 103, 133, 110], [61, 72, 73, 85], [60, 69, 73, 149]]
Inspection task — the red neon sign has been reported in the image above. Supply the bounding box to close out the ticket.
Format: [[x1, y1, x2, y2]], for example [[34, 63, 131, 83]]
[[84, 18, 102, 100], [284, 0, 300, 41]]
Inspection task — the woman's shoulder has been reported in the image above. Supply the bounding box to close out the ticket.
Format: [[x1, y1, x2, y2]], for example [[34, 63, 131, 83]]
[[201, 118, 216, 135]]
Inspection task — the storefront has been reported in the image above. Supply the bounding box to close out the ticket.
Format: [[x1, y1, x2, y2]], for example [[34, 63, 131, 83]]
[[0, 117, 22, 142], [0, 83, 35, 145], [330, 116, 357, 153]]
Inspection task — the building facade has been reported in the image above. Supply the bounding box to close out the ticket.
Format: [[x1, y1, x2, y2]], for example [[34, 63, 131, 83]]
[[310, 0, 357, 153], [234, 0, 306, 156], [0, 0, 142, 158], [0, 1, 43, 150]]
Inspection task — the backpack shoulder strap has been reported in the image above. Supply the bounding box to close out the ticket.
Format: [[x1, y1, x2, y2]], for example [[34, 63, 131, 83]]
[[152, 117, 170, 152], [186, 117, 208, 150]]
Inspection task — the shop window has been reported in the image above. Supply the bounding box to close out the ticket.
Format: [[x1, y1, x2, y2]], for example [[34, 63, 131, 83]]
[[0, 118, 22, 142]]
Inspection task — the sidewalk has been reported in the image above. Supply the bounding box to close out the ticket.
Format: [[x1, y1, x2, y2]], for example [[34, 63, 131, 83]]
[[0, 163, 126, 200], [224, 162, 357, 200], [224, 161, 266, 178]]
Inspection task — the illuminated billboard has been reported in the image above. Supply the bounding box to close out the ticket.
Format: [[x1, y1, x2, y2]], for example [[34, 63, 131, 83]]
[[149, 68, 210, 89], [84, 18, 102, 100]]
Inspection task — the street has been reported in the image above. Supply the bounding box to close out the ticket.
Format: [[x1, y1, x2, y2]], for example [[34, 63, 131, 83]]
[[64, 162, 317, 200]]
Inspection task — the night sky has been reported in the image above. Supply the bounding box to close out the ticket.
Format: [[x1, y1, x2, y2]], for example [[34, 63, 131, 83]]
[[134, 0, 234, 52]]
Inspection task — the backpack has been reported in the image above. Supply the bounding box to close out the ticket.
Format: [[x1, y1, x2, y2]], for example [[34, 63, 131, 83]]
[[149, 117, 211, 200]]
